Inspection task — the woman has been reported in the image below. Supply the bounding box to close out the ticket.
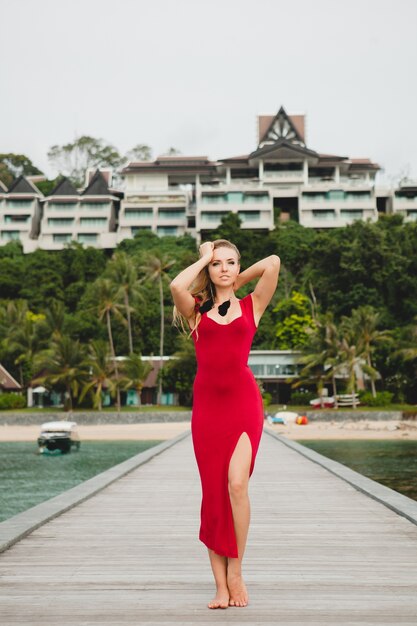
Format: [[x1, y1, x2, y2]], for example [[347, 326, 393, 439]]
[[170, 238, 280, 609]]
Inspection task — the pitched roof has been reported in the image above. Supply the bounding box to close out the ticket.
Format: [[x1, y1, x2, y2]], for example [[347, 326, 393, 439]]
[[249, 138, 318, 162], [0, 363, 22, 391], [0, 180, 8, 193], [50, 177, 79, 197], [258, 107, 306, 146], [7, 175, 40, 195], [81, 169, 110, 196]]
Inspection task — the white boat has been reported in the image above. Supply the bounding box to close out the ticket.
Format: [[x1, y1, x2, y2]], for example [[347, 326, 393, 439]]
[[267, 410, 299, 425], [37, 421, 81, 454]]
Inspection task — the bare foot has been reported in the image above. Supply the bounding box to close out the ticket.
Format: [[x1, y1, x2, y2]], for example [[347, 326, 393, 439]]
[[227, 570, 248, 607], [207, 586, 229, 609]]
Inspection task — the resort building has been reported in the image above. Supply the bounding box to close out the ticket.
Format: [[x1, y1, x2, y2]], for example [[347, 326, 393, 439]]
[[392, 179, 417, 222], [121, 106, 383, 240], [35, 170, 121, 252], [0, 106, 411, 252], [0, 176, 43, 251]]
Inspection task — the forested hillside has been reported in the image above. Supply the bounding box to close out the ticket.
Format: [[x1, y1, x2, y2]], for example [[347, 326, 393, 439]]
[[1, 213, 416, 404]]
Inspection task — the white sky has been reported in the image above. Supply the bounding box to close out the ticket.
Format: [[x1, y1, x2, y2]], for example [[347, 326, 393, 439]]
[[2, 0, 417, 184]]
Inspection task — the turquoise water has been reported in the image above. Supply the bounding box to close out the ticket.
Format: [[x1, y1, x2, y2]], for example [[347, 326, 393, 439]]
[[0, 440, 161, 522], [296, 439, 417, 502]]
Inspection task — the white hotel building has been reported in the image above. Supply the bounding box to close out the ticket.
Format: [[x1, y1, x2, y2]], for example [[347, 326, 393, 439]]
[[1, 107, 416, 252]]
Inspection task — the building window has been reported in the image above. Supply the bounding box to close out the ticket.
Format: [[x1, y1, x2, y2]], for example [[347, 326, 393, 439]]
[[237, 211, 261, 222], [125, 209, 153, 219], [244, 193, 269, 203], [78, 234, 97, 244], [5, 200, 32, 209], [158, 210, 186, 219], [156, 226, 178, 236], [4, 215, 30, 223], [201, 211, 228, 222], [226, 192, 244, 203], [48, 203, 77, 210], [79, 218, 107, 227], [312, 210, 335, 220], [79, 203, 110, 210], [327, 190, 345, 201], [48, 218, 74, 227], [53, 234, 72, 243], [340, 210, 363, 220], [1, 231, 20, 240], [201, 194, 226, 204], [131, 226, 152, 235]]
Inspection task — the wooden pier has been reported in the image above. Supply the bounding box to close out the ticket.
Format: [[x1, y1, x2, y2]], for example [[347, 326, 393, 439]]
[[1, 429, 417, 625]]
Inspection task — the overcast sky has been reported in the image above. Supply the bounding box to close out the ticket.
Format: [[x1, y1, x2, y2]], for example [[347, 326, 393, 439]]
[[2, 0, 417, 184]]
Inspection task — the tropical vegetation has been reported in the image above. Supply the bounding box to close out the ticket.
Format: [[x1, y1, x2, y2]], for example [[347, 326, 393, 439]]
[[0, 211, 416, 409]]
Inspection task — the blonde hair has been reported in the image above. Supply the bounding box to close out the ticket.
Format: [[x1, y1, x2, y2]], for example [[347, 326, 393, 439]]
[[172, 239, 241, 340]]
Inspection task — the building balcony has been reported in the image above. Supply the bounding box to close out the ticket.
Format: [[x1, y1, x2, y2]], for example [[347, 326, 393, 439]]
[[263, 171, 304, 183], [392, 197, 417, 211]]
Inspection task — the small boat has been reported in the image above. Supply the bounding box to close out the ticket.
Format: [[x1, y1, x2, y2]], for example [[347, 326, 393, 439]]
[[266, 410, 300, 425], [37, 421, 81, 454]]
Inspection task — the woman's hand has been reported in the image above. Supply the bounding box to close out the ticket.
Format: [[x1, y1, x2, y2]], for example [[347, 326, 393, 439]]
[[198, 241, 214, 261]]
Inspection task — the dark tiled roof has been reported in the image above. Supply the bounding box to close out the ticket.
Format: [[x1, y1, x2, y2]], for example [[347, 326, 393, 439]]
[[82, 169, 110, 196], [348, 159, 380, 170], [50, 177, 79, 196], [318, 153, 348, 161], [7, 176, 38, 194], [0, 363, 22, 390], [249, 138, 318, 161], [219, 155, 250, 163]]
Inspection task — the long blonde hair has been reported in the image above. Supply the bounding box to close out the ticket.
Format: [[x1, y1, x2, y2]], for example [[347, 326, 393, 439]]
[[172, 239, 241, 340]]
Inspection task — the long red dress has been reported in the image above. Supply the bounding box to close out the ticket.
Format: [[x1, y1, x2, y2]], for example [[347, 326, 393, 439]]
[[190, 292, 264, 558]]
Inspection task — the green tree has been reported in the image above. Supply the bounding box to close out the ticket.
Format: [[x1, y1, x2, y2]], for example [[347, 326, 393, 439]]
[[34, 336, 88, 411], [80, 340, 116, 410], [273, 291, 316, 349], [348, 306, 393, 397], [120, 353, 152, 405], [293, 312, 342, 407], [125, 144, 152, 162], [161, 335, 196, 406], [47, 136, 122, 187], [139, 252, 176, 403], [91, 278, 127, 411], [0, 153, 43, 188], [106, 252, 143, 354]]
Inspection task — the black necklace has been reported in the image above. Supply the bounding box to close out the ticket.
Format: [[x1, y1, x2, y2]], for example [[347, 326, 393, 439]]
[[199, 297, 231, 317]]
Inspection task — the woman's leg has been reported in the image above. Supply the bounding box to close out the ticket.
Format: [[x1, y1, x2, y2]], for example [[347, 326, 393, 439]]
[[207, 549, 229, 609], [227, 432, 252, 607]]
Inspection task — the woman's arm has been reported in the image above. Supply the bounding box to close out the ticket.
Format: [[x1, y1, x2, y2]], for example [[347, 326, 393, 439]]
[[170, 242, 214, 319], [235, 254, 280, 319]]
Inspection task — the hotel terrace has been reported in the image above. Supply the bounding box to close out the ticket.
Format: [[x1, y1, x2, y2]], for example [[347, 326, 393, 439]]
[[1, 106, 416, 252]]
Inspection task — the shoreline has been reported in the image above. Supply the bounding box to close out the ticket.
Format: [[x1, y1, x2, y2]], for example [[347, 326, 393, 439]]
[[1, 418, 417, 442]]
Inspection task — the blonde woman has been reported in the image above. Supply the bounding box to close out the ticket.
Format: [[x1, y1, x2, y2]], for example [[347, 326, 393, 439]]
[[170, 239, 280, 609]]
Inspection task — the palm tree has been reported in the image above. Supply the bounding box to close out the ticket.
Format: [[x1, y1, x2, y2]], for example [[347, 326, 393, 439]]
[[80, 340, 117, 410], [120, 353, 152, 406], [349, 306, 393, 397], [4, 304, 46, 386], [34, 336, 88, 411], [292, 312, 341, 408], [43, 300, 66, 340], [106, 252, 143, 354], [139, 252, 175, 404], [91, 278, 127, 411]]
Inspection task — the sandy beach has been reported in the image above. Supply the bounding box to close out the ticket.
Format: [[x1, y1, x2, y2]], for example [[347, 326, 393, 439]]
[[1, 418, 417, 442]]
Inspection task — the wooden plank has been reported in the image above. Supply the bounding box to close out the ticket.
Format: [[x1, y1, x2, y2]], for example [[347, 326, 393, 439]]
[[0, 432, 416, 625]]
